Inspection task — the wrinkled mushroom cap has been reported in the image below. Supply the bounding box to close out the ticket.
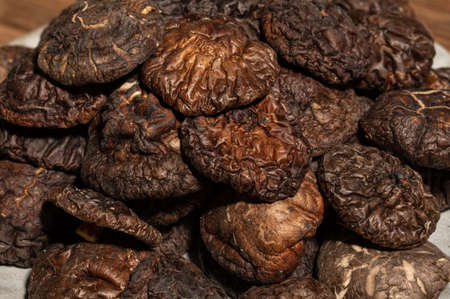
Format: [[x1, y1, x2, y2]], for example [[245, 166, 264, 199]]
[[201, 170, 324, 283]]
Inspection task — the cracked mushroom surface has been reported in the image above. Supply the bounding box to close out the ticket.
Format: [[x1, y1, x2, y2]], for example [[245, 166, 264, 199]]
[[47, 184, 162, 246], [81, 78, 202, 201], [181, 67, 363, 199], [317, 239, 450, 299], [361, 89, 450, 170], [200, 170, 324, 284], [121, 254, 229, 298], [262, 0, 370, 85], [142, 15, 279, 116], [240, 277, 334, 299], [0, 53, 107, 128], [27, 243, 151, 299], [0, 121, 86, 173], [180, 72, 311, 202], [318, 144, 440, 249], [37, 0, 164, 86], [356, 12, 435, 92], [0, 160, 75, 267]]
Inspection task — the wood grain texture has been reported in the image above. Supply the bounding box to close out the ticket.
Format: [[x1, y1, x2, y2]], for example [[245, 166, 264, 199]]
[[0, 0, 449, 50], [0, 0, 74, 45]]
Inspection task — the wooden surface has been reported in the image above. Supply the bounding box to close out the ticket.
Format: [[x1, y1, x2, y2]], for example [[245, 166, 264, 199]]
[[0, 0, 449, 50]]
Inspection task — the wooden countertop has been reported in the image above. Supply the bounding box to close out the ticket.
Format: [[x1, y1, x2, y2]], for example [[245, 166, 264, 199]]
[[0, 0, 449, 50]]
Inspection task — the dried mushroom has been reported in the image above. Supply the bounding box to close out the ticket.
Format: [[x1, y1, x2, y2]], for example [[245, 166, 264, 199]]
[[121, 254, 228, 298], [47, 184, 162, 246], [262, 0, 370, 85], [422, 68, 450, 89], [1, 0, 448, 297], [0, 120, 86, 173], [318, 144, 440, 249], [334, 0, 416, 18], [27, 243, 150, 299], [361, 89, 450, 170], [317, 239, 450, 299], [201, 170, 324, 283], [142, 15, 279, 116], [0, 160, 75, 267], [0, 53, 107, 128], [37, 0, 164, 86], [81, 78, 202, 201], [240, 277, 334, 299], [0, 45, 33, 83], [356, 12, 435, 92], [180, 77, 311, 202], [70, 214, 194, 257]]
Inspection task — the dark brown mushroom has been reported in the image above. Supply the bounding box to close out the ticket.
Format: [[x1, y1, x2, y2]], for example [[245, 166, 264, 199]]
[[0, 160, 75, 267], [27, 243, 151, 299], [121, 254, 229, 298], [81, 78, 202, 201], [37, 0, 164, 86], [361, 89, 450, 170], [355, 12, 435, 92], [142, 15, 279, 116], [262, 0, 370, 85], [0, 120, 86, 173], [334, 0, 416, 18], [46, 184, 162, 246], [180, 73, 311, 202], [0, 52, 107, 128], [318, 143, 440, 249], [201, 170, 324, 283]]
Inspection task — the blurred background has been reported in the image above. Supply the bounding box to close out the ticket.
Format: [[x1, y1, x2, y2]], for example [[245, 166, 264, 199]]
[[0, 0, 449, 49]]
